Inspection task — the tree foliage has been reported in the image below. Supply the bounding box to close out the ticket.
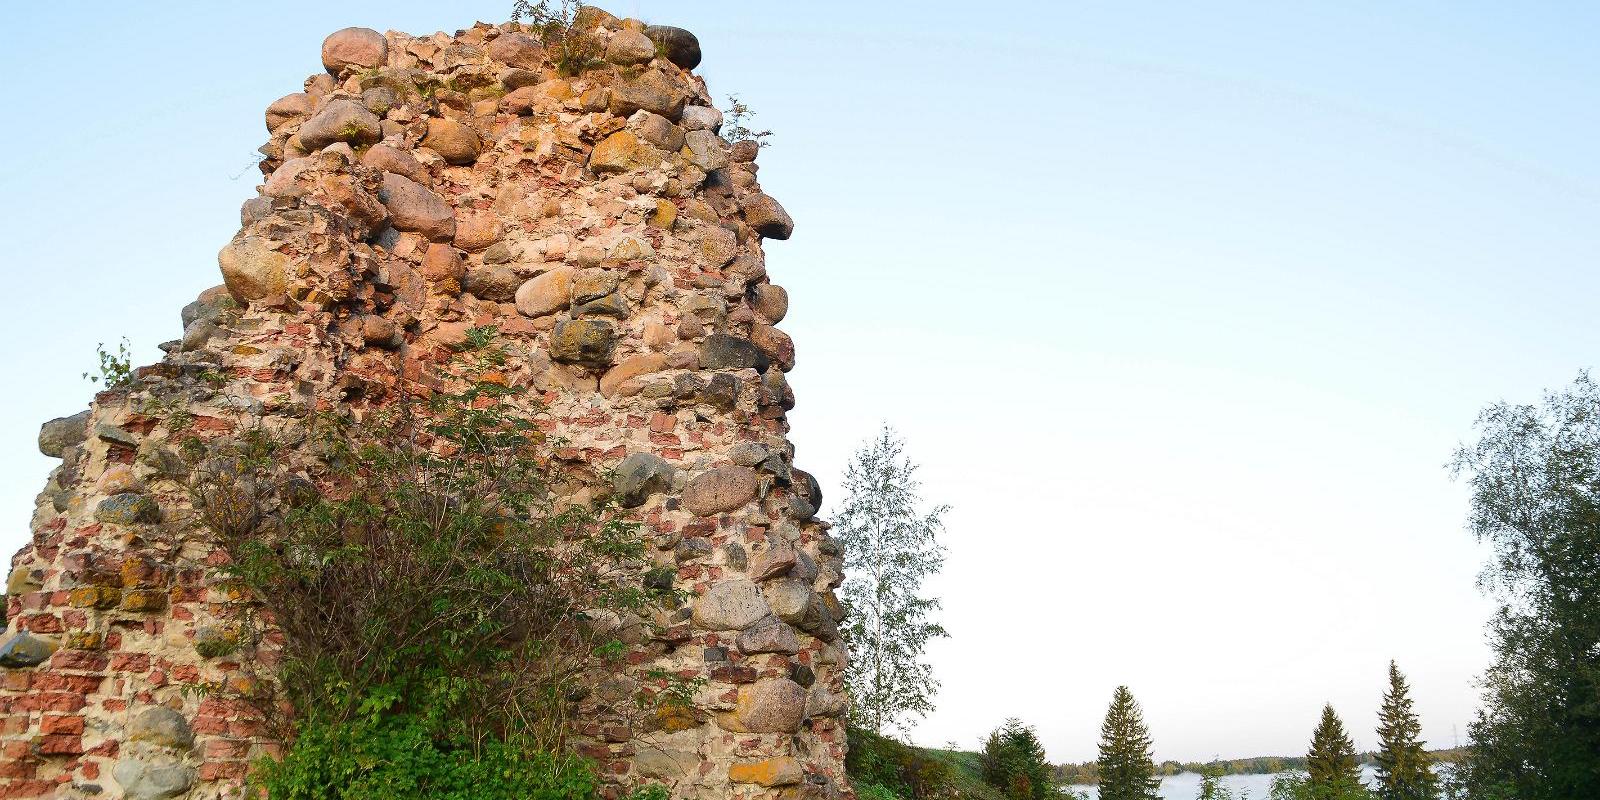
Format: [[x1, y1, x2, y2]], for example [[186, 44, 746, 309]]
[[1307, 704, 1363, 791], [1374, 661, 1436, 800], [837, 426, 949, 735], [1096, 686, 1160, 800], [981, 718, 1059, 800], [1450, 373, 1600, 799]]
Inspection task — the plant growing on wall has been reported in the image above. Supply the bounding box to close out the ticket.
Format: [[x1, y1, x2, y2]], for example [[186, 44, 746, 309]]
[[187, 327, 669, 798]]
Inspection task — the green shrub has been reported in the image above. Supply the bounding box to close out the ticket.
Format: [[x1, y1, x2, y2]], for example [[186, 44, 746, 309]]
[[189, 326, 668, 796], [847, 727, 955, 800]]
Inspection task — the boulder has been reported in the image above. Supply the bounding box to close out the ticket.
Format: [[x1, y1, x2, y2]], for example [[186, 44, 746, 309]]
[[751, 324, 795, 372], [680, 105, 722, 132], [684, 129, 728, 171], [95, 494, 160, 525], [264, 93, 313, 132], [218, 235, 290, 302], [0, 633, 56, 668], [453, 210, 502, 251], [321, 27, 388, 74], [700, 333, 767, 372], [606, 30, 656, 65], [127, 706, 194, 749], [750, 283, 788, 323], [728, 756, 803, 787], [691, 579, 768, 630], [514, 267, 573, 317], [735, 679, 806, 733], [630, 111, 685, 152], [487, 32, 544, 69], [361, 144, 430, 185], [379, 172, 455, 241], [38, 411, 89, 457], [112, 757, 195, 800], [463, 265, 521, 302], [644, 25, 702, 69], [735, 618, 801, 654], [589, 130, 663, 174], [682, 466, 759, 516], [296, 98, 381, 150], [742, 193, 794, 240], [421, 117, 482, 165], [608, 70, 687, 121], [612, 452, 676, 507], [600, 353, 666, 397], [549, 320, 615, 366]]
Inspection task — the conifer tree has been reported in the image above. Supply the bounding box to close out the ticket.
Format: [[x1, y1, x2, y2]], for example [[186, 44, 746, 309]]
[[980, 718, 1056, 800], [1306, 704, 1363, 792], [1096, 686, 1160, 800], [1374, 661, 1436, 800]]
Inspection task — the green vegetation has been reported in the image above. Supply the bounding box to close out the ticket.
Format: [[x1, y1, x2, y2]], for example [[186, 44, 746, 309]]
[[720, 94, 773, 148], [837, 426, 949, 735], [189, 327, 668, 798], [83, 337, 132, 387], [1449, 372, 1600, 799], [511, 0, 605, 76], [1267, 705, 1373, 800], [1374, 662, 1436, 800], [1097, 687, 1160, 800], [980, 719, 1058, 800]]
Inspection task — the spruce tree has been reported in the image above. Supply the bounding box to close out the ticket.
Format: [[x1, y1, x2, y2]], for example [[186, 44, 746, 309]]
[[1306, 704, 1363, 792], [1096, 686, 1160, 800], [1374, 661, 1436, 800]]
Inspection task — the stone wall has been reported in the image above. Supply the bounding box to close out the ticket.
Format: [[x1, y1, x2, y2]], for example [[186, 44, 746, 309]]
[[1, 12, 848, 799]]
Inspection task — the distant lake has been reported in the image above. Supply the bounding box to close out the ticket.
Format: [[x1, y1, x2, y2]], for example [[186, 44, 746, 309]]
[[1067, 765, 1381, 799]]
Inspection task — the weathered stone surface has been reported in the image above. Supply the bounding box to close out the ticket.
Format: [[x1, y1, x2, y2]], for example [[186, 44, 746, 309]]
[[112, 757, 195, 800], [631, 111, 685, 152], [644, 25, 702, 69], [749, 538, 797, 581], [421, 243, 465, 289], [322, 27, 388, 74], [379, 172, 455, 241], [730, 139, 761, 163], [361, 144, 430, 185], [606, 29, 656, 65], [218, 235, 290, 302], [751, 323, 795, 372], [751, 283, 788, 324], [38, 411, 89, 457], [700, 333, 768, 372], [683, 466, 760, 516], [763, 578, 813, 625], [463, 265, 521, 302], [422, 117, 482, 165], [691, 579, 768, 630], [589, 130, 663, 174], [514, 267, 573, 317], [735, 679, 807, 733], [95, 494, 160, 525], [608, 70, 688, 121], [728, 756, 803, 787], [453, 210, 502, 251], [600, 353, 666, 397], [0, 632, 56, 667], [265, 92, 313, 131], [735, 618, 801, 654], [635, 748, 698, 780], [127, 706, 194, 749], [487, 32, 544, 68], [680, 105, 722, 132], [549, 319, 615, 365], [684, 129, 729, 172], [297, 98, 381, 150], [742, 193, 794, 240], [613, 452, 676, 507]]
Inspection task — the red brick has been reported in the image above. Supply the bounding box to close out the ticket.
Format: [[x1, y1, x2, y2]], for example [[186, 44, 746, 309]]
[[34, 734, 83, 755]]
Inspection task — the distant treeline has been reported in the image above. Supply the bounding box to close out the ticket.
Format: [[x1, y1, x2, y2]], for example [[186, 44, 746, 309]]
[[1055, 748, 1465, 785]]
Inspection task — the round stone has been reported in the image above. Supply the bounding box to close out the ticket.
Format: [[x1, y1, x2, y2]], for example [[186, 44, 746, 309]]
[[644, 25, 702, 69], [296, 98, 381, 150], [513, 267, 573, 318], [487, 32, 544, 69], [735, 679, 806, 733], [218, 234, 290, 302], [612, 452, 676, 507], [361, 144, 430, 186], [606, 30, 656, 65], [127, 706, 194, 749], [322, 27, 388, 74], [750, 283, 788, 324], [38, 411, 90, 458], [421, 117, 482, 166], [682, 466, 759, 516], [378, 172, 455, 241], [264, 93, 313, 132], [691, 579, 768, 630]]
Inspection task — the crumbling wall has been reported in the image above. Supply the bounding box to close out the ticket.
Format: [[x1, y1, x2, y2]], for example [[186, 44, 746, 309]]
[[1, 11, 847, 799]]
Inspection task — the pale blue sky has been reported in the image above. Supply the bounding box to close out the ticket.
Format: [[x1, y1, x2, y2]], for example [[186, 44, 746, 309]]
[[3, 1, 1597, 763]]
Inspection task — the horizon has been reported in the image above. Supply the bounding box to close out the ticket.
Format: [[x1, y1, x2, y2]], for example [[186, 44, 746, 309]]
[[4, 0, 1597, 767]]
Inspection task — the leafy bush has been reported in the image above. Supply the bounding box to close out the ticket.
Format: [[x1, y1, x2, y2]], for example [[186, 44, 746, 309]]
[[720, 95, 773, 148], [83, 337, 133, 387], [188, 326, 667, 796], [847, 726, 956, 800], [511, 0, 605, 76]]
